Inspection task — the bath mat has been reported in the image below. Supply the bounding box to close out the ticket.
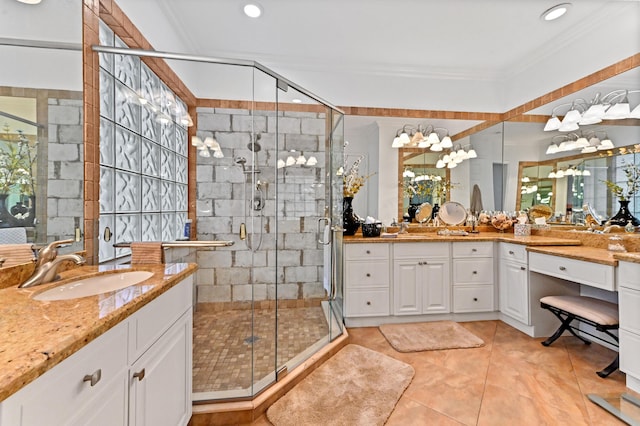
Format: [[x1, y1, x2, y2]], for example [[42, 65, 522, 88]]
[[266, 344, 414, 426], [379, 321, 484, 352]]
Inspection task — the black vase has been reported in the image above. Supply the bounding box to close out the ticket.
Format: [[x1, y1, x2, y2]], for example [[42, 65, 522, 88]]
[[343, 196, 360, 236], [609, 199, 640, 226], [407, 203, 420, 222]]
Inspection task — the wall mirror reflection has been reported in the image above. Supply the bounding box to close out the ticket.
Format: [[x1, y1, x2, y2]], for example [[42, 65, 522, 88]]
[[0, 0, 82, 265]]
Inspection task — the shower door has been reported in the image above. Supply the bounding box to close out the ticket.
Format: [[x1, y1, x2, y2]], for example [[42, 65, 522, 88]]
[[273, 83, 344, 380]]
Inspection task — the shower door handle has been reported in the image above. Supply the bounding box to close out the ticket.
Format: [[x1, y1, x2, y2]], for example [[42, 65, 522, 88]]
[[317, 217, 330, 245]]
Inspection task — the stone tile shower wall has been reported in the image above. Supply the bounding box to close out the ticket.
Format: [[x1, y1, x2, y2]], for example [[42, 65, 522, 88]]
[[47, 98, 83, 244], [194, 107, 328, 305]]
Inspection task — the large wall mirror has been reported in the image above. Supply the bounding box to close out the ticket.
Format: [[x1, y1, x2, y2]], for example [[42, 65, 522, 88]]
[[504, 66, 640, 225], [0, 1, 83, 260]]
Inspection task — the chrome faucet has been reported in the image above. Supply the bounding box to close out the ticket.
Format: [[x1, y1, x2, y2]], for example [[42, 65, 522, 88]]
[[19, 239, 86, 288]]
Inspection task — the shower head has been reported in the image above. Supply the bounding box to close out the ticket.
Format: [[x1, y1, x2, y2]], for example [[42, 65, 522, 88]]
[[235, 156, 247, 172], [247, 133, 262, 152]]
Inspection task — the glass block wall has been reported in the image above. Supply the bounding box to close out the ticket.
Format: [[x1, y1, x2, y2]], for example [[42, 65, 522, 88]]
[[98, 20, 189, 262]]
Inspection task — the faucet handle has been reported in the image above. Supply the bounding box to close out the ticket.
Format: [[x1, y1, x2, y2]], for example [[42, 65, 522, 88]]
[[36, 239, 75, 265]]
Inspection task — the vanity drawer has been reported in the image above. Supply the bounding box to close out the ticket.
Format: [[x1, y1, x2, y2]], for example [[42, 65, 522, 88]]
[[618, 261, 640, 291], [345, 261, 390, 288], [620, 286, 640, 335], [394, 242, 449, 259], [620, 329, 640, 379], [453, 258, 493, 284], [346, 288, 390, 317], [345, 243, 389, 260], [500, 243, 527, 263], [528, 252, 615, 291], [453, 285, 494, 313], [452, 241, 493, 258]]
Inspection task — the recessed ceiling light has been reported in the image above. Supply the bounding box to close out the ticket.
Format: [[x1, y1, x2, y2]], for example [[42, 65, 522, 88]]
[[541, 3, 571, 21], [292, 98, 302, 104], [244, 4, 262, 18], [15, 0, 42, 3]]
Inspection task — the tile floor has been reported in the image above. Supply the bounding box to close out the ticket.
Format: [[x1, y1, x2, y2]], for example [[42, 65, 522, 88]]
[[248, 320, 638, 425], [193, 306, 329, 394]]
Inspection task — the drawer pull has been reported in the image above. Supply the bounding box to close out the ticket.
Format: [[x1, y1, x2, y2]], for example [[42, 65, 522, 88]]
[[133, 368, 146, 381], [366, 301, 371, 306], [472, 248, 477, 252], [559, 266, 566, 271], [366, 250, 371, 254], [509, 250, 514, 255], [472, 271, 478, 274], [473, 298, 478, 302], [83, 369, 102, 387], [520, 266, 526, 271], [366, 273, 371, 277]]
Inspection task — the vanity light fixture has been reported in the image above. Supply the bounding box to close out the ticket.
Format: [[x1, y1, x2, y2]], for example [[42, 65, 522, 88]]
[[391, 124, 451, 150], [540, 3, 571, 21], [546, 132, 614, 155], [192, 135, 223, 158], [15, 0, 42, 4], [244, 3, 262, 18], [543, 90, 640, 131]]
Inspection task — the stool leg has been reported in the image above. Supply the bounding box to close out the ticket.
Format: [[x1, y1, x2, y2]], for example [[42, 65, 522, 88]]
[[541, 314, 591, 346], [597, 355, 619, 378]]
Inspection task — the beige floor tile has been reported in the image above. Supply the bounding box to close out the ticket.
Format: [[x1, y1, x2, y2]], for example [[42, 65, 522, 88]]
[[386, 397, 464, 425]]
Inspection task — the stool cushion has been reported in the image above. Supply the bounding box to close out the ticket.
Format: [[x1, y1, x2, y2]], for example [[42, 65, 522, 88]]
[[540, 295, 619, 326]]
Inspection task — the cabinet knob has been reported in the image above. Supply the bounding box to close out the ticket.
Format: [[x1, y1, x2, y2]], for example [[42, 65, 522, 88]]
[[559, 266, 566, 271], [520, 266, 526, 271], [509, 250, 514, 255], [366, 250, 371, 254], [366, 301, 371, 306], [472, 248, 477, 252], [366, 273, 371, 277], [133, 368, 146, 381], [473, 298, 478, 302], [472, 271, 478, 274], [83, 369, 102, 387]]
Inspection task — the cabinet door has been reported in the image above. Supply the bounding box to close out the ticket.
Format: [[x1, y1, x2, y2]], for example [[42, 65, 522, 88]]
[[130, 310, 192, 426], [69, 369, 129, 426], [499, 260, 529, 324], [394, 260, 421, 315], [421, 259, 450, 314]]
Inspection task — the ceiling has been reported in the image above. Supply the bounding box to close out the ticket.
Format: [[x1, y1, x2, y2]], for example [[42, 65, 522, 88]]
[[116, 0, 640, 115]]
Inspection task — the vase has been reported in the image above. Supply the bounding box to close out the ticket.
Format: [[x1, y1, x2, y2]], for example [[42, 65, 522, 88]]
[[609, 199, 640, 227], [0, 194, 15, 228], [407, 203, 420, 222], [343, 196, 360, 236]]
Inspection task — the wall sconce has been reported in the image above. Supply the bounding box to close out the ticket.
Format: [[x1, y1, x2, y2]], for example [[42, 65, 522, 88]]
[[543, 90, 640, 132], [278, 151, 318, 169], [548, 163, 591, 179], [435, 144, 477, 169], [192, 135, 223, 158]]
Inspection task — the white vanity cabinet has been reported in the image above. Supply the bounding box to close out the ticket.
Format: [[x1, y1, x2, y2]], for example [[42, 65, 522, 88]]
[[452, 242, 494, 313], [0, 275, 193, 426], [393, 243, 450, 315], [344, 243, 391, 317], [618, 260, 640, 393], [499, 243, 529, 324]]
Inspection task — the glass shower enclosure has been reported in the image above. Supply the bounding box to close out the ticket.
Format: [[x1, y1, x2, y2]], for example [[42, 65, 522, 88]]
[[94, 41, 345, 402]]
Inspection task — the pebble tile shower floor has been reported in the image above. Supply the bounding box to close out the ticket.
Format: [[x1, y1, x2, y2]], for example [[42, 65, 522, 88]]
[[193, 306, 329, 393]]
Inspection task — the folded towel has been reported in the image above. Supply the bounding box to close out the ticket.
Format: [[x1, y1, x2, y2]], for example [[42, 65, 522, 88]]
[[130, 242, 164, 264], [0, 228, 27, 244], [0, 243, 35, 267]]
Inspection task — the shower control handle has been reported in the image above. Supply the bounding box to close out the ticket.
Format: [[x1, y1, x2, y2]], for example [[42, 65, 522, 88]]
[[240, 223, 247, 240], [317, 218, 330, 245]]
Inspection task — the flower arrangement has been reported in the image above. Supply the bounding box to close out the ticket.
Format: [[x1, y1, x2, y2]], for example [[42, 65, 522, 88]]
[[602, 162, 640, 201], [342, 155, 374, 198], [402, 174, 452, 204]]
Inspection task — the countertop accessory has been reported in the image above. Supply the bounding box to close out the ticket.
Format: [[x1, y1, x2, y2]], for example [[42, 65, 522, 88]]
[[437, 201, 467, 226], [414, 202, 432, 224], [529, 204, 553, 222]]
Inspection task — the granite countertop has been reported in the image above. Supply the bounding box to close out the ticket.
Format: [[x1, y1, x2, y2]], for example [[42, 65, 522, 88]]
[[526, 245, 618, 266], [0, 262, 197, 402], [613, 252, 640, 264], [344, 232, 582, 246]]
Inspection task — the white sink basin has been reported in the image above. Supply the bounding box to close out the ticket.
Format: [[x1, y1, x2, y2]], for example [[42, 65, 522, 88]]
[[33, 271, 154, 301]]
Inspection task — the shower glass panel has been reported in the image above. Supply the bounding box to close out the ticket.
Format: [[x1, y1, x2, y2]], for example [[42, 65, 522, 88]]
[[274, 85, 344, 379], [94, 42, 344, 403]]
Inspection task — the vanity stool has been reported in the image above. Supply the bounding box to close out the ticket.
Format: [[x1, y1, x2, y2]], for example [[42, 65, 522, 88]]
[[540, 295, 619, 378]]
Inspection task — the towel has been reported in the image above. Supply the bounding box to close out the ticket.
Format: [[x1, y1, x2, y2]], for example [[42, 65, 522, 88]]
[[130, 242, 164, 264], [470, 184, 484, 214], [0, 243, 35, 267], [0, 228, 27, 244]]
